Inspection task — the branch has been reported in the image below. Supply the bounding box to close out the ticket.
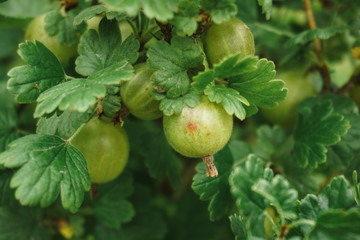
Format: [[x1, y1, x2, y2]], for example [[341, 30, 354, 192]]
[[304, 0, 332, 92]]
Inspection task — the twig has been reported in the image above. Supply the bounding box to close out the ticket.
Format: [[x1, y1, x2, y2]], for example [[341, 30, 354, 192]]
[[202, 155, 218, 178], [90, 183, 98, 200], [304, 0, 332, 92]]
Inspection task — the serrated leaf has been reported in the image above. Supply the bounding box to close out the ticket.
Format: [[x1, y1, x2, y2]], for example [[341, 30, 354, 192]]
[[44, 9, 87, 45], [293, 100, 350, 167], [34, 79, 105, 117], [319, 176, 354, 210], [74, 5, 107, 25], [199, 0, 237, 24], [252, 175, 298, 219], [299, 176, 356, 236], [147, 36, 203, 98], [229, 58, 286, 116], [353, 171, 360, 206], [229, 214, 248, 240], [7, 41, 65, 103], [93, 172, 135, 229], [140, 121, 182, 191], [155, 89, 201, 116], [0, 108, 20, 152], [0, 0, 54, 19], [99, 0, 178, 22], [76, 18, 139, 76], [230, 154, 272, 214], [287, 25, 355, 47], [36, 109, 92, 139], [204, 85, 248, 120], [171, 0, 199, 36], [0, 205, 50, 240], [0, 135, 91, 212], [35, 61, 133, 118], [252, 125, 287, 161], [257, 0, 272, 20], [308, 209, 360, 240], [192, 146, 234, 220], [44, 10, 62, 36], [192, 55, 258, 93]]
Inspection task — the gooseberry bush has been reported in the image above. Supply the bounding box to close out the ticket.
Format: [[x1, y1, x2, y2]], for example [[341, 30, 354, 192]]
[[1, 0, 360, 239]]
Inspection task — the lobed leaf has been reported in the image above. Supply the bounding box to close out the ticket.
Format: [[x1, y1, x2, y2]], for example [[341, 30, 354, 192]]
[[204, 85, 248, 120], [0, 135, 91, 212], [229, 58, 286, 116], [7, 41, 65, 103], [293, 100, 350, 167], [99, 0, 178, 22], [199, 0, 238, 24], [76, 18, 139, 76], [35, 61, 133, 118], [36, 109, 93, 140], [147, 36, 203, 98], [192, 145, 235, 221], [154, 90, 202, 116], [252, 175, 298, 219], [44, 9, 87, 46]]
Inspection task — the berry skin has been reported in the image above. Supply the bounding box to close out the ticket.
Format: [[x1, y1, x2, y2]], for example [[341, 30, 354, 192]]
[[120, 63, 162, 120], [204, 18, 255, 66], [163, 96, 233, 158], [71, 117, 129, 184]]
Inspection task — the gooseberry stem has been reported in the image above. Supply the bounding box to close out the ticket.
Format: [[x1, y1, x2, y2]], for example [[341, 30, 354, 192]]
[[90, 183, 98, 200], [202, 155, 218, 178]]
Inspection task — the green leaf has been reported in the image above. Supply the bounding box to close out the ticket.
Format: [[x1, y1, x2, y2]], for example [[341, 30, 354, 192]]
[[73, 5, 107, 25], [192, 55, 258, 92], [199, 0, 238, 24], [192, 145, 235, 221], [43, 10, 62, 36], [0, 134, 91, 212], [34, 61, 133, 118], [36, 109, 93, 139], [293, 100, 350, 167], [141, 121, 182, 191], [229, 214, 248, 240], [287, 26, 355, 47], [171, 0, 199, 36], [93, 172, 135, 229], [252, 125, 287, 162], [99, 0, 178, 22], [229, 58, 286, 116], [147, 36, 203, 98], [252, 175, 298, 219], [7, 41, 65, 103], [101, 86, 122, 117], [230, 154, 271, 216], [76, 18, 139, 76], [0, 108, 20, 152], [308, 209, 360, 240], [154, 89, 202, 116], [0, 0, 54, 19], [204, 85, 248, 120], [299, 176, 356, 236], [44, 9, 87, 45], [0, 205, 50, 240], [319, 176, 354, 210], [257, 0, 272, 20]]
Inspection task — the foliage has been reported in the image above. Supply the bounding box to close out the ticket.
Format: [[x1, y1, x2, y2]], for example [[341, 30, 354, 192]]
[[0, 0, 360, 239]]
